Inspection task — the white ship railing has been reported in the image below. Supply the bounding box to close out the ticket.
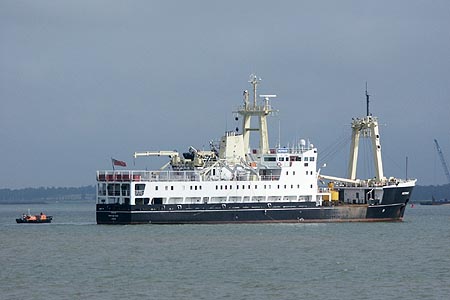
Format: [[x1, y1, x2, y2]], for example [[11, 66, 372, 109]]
[[97, 170, 283, 182], [97, 170, 200, 182]]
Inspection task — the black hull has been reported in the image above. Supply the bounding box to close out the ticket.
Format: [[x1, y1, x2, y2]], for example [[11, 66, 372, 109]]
[[96, 202, 407, 224], [97, 182, 413, 224]]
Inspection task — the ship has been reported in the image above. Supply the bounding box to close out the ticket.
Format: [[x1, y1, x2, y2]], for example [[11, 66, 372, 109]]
[[96, 75, 416, 224], [420, 196, 450, 205]]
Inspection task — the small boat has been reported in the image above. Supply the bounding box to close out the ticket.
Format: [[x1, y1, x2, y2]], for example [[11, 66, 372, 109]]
[[420, 196, 450, 206], [16, 211, 53, 224]]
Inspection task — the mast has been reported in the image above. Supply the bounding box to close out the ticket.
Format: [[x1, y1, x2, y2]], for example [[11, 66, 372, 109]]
[[347, 84, 384, 181], [366, 82, 370, 116], [235, 74, 277, 155]]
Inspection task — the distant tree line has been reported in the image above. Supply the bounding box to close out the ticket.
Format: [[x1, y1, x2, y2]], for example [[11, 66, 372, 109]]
[[0, 184, 448, 203], [410, 184, 450, 202], [0, 186, 95, 202]]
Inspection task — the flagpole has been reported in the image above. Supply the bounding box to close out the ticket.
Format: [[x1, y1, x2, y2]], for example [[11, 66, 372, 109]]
[[111, 157, 115, 171]]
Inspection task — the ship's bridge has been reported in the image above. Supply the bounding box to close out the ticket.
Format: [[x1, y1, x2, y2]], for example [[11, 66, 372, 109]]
[[250, 141, 317, 167]]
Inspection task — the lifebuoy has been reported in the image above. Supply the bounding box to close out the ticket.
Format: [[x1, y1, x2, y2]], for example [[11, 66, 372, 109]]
[[277, 162, 282, 167]]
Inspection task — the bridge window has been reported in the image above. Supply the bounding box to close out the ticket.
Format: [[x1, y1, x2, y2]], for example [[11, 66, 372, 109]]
[[121, 184, 130, 196], [108, 183, 121, 196], [98, 183, 106, 196]]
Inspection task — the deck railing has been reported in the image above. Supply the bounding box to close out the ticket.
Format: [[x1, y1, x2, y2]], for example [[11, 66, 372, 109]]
[[97, 170, 200, 182], [97, 170, 283, 182]]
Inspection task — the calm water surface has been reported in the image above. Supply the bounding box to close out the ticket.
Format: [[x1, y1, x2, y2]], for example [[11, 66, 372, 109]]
[[1, 202, 449, 300]]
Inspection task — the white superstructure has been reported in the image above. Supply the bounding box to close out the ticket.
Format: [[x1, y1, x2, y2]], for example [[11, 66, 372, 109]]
[[97, 75, 326, 207], [96, 75, 416, 224]]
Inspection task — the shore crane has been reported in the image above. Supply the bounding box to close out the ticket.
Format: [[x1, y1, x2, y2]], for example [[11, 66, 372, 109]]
[[434, 139, 450, 184]]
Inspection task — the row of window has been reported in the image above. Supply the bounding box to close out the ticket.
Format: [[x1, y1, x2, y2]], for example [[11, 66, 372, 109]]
[[98, 183, 130, 196], [99, 182, 315, 196], [155, 185, 203, 191], [99, 194, 315, 205], [216, 184, 311, 190], [156, 195, 313, 204], [263, 156, 316, 162], [285, 171, 314, 175], [152, 184, 314, 191], [155, 184, 313, 191], [153, 183, 315, 192]]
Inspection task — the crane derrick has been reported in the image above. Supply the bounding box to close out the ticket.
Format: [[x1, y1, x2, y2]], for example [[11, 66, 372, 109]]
[[434, 139, 450, 184]]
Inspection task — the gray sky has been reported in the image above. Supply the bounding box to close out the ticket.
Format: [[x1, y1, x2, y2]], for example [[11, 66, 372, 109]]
[[1, 0, 450, 188]]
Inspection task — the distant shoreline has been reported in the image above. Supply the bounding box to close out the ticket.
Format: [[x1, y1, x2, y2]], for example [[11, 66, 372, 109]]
[[0, 184, 449, 203], [0, 198, 94, 205]]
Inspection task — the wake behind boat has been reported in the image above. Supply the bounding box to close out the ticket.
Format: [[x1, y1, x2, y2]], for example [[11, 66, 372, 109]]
[[96, 75, 416, 224]]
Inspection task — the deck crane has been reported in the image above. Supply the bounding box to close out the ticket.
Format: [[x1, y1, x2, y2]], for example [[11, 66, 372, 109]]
[[434, 139, 450, 184]]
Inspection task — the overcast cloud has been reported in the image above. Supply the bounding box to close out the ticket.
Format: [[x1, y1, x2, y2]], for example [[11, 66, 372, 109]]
[[1, 0, 450, 188]]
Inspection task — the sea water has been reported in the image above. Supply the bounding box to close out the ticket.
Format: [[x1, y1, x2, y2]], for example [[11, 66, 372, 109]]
[[1, 202, 449, 300]]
